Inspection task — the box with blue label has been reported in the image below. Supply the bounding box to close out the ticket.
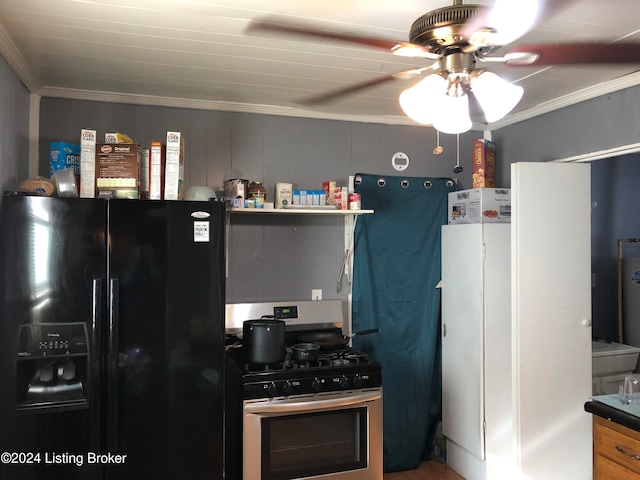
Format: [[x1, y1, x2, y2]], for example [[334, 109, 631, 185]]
[[50, 142, 80, 179]]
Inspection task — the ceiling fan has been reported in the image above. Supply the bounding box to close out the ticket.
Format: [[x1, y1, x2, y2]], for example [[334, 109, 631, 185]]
[[246, 0, 640, 133]]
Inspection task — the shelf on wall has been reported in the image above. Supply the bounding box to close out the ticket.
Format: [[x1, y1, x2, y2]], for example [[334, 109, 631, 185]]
[[226, 207, 374, 215]]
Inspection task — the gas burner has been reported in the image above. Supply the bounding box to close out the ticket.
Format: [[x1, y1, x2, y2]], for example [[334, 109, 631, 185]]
[[330, 358, 352, 367], [319, 348, 371, 365]]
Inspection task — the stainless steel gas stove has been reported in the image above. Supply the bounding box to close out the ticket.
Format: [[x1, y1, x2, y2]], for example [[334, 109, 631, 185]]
[[224, 300, 383, 480]]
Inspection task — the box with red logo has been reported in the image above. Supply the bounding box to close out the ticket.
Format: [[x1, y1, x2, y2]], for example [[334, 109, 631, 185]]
[[472, 139, 496, 188], [333, 187, 349, 210], [323, 180, 336, 205]]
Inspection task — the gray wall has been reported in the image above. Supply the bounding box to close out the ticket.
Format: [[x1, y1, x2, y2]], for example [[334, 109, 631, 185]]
[[38, 98, 478, 303], [493, 85, 640, 185], [0, 55, 30, 195], [24, 84, 640, 328]]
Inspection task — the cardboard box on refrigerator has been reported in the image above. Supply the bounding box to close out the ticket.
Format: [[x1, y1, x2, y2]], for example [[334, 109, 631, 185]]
[[448, 188, 511, 224], [164, 131, 184, 200], [139, 148, 150, 200], [472, 139, 496, 188], [95, 143, 140, 199], [80, 129, 97, 198], [50, 142, 80, 179], [149, 141, 165, 200]]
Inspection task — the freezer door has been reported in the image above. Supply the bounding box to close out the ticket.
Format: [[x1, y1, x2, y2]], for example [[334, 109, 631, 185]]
[[0, 195, 107, 480], [106, 199, 225, 480]]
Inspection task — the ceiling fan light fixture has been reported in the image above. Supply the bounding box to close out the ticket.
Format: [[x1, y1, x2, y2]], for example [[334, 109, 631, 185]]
[[399, 73, 446, 125], [471, 71, 524, 123], [433, 94, 472, 135]]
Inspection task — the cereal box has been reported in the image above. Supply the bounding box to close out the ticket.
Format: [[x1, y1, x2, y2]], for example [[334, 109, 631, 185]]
[[149, 141, 165, 200], [95, 143, 140, 199], [50, 142, 80, 180], [472, 139, 496, 188], [80, 129, 97, 198], [164, 131, 184, 200]]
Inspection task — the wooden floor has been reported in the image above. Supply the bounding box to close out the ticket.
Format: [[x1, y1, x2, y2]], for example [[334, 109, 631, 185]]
[[383, 460, 464, 480]]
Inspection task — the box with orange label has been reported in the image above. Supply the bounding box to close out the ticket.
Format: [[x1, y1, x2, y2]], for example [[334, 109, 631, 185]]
[[472, 139, 496, 188], [448, 188, 510, 224]]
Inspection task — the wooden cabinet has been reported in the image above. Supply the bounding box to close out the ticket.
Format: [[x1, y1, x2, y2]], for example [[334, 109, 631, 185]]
[[594, 415, 640, 479]]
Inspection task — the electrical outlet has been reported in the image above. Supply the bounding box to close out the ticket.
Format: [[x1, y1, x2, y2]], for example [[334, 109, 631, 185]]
[[312, 289, 322, 301]]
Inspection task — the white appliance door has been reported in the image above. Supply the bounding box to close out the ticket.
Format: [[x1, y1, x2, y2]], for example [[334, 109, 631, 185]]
[[511, 162, 592, 480], [442, 224, 486, 459]]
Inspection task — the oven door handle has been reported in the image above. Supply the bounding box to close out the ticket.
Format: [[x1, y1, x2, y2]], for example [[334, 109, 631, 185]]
[[245, 391, 381, 415]]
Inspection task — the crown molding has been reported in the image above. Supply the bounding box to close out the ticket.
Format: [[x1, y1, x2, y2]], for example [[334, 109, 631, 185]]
[[39, 86, 491, 131], [38, 86, 421, 126], [9, 58, 640, 133], [489, 71, 640, 130], [0, 23, 40, 92]]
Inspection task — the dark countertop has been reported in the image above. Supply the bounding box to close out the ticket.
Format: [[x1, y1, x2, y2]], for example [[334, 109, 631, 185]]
[[585, 399, 640, 433]]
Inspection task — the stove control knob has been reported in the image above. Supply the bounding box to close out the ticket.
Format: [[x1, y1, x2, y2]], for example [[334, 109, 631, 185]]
[[282, 381, 293, 396], [352, 374, 363, 388], [339, 375, 349, 389], [268, 382, 278, 397], [312, 378, 322, 392]]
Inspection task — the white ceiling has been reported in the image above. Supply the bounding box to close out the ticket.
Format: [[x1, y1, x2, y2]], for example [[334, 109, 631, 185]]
[[1, 0, 640, 130]]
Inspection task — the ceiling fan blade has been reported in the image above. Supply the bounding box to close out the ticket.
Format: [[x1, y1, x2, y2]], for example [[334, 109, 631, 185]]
[[504, 42, 640, 66], [461, 0, 582, 47], [298, 68, 431, 106], [246, 17, 437, 59]]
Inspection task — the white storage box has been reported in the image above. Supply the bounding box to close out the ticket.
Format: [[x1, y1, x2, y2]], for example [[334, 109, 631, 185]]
[[448, 188, 511, 224]]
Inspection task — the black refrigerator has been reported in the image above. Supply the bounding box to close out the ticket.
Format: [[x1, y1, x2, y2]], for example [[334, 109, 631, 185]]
[[0, 195, 225, 480]]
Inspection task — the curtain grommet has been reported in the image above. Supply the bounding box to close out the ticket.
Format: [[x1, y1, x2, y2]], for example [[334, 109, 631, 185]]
[[424, 181, 432, 189], [377, 178, 386, 187]]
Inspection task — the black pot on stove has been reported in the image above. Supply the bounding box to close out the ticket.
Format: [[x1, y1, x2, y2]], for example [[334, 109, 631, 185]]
[[242, 316, 286, 365]]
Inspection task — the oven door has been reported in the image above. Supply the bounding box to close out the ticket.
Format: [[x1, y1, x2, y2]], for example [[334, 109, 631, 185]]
[[243, 388, 382, 480]]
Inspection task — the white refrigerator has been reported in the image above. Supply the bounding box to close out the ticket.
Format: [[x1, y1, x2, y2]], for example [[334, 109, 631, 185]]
[[442, 162, 593, 480], [442, 223, 513, 479]]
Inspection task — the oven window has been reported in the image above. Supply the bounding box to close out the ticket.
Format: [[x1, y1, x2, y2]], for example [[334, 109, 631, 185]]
[[261, 407, 368, 480]]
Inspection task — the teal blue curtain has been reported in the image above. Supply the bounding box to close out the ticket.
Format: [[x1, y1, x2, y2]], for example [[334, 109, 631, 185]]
[[352, 173, 455, 472]]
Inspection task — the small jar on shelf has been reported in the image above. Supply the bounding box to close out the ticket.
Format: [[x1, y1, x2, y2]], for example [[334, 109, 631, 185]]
[[248, 181, 267, 201]]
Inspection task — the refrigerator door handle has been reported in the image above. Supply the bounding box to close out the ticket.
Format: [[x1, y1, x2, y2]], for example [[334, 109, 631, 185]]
[[91, 278, 103, 452], [107, 277, 120, 452]]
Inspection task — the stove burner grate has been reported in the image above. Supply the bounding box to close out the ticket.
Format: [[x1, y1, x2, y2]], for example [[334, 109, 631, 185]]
[[241, 347, 373, 373]]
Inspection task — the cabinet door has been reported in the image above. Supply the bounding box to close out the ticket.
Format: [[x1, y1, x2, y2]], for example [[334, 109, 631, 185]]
[[511, 162, 592, 480], [594, 416, 640, 478], [442, 224, 486, 459]]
